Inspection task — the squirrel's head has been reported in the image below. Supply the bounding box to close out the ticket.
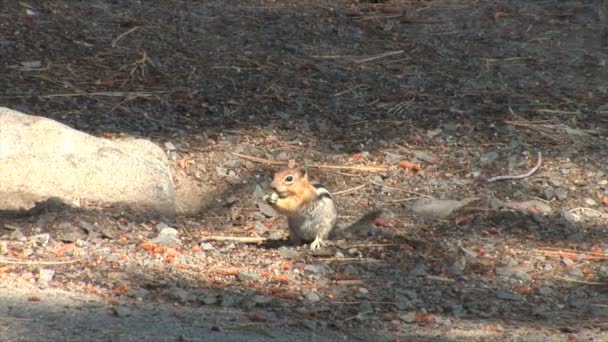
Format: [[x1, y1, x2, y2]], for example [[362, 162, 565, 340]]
[[271, 166, 309, 198]]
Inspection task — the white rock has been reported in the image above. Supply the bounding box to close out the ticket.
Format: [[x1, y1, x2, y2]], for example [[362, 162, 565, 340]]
[[0, 108, 175, 216]]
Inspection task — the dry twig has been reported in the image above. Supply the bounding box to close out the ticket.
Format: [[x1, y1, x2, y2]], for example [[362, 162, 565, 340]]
[[232, 153, 389, 172], [487, 152, 542, 182]]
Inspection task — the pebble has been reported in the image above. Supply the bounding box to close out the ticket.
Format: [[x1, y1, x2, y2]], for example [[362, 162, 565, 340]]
[[561, 258, 575, 267], [237, 270, 259, 282], [537, 287, 554, 296], [398, 312, 417, 323], [221, 294, 242, 308], [590, 304, 608, 317], [384, 152, 404, 165], [164, 141, 176, 151], [561, 210, 581, 223], [31, 233, 50, 245], [304, 264, 329, 275], [495, 290, 523, 301], [254, 222, 269, 235], [302, 320, 317, 330], [542, 188, 555, 201], [258, 202, 277, 217], [480, 151, 499, 164], [10, 229, 26, 241], [152, 227, 181, 245], [59, 232, 79, 243], [38, 268, 55, 283], [223, 159, 242, 169], [409, 263, 428, 277], [583, 198, 597, 206], [253, 295, 273, 306], [450, 304, 464, 318], [112, 306, 132, 317], [278, 247, 300, 259], [568, 268, 584, 278], [200, 242, 214, 251], [448, 257, 466, 275], [555, 188, 568, 201], [167, 287, 191, 303], [200, 295, 218, 305], [304, 291, 321, 302]]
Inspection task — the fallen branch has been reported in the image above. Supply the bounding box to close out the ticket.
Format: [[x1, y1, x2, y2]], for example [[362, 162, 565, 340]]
[[232, 153, 389, 172], [0, 257, 85, 265], [333, 184, 366, 196], [354, 50, 404, 64], [200, 236, 270, 243], [487, 152, 542, 182]]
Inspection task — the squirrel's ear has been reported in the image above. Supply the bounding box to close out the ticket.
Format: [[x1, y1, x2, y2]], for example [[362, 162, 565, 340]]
[[298, 168, 307, 178]]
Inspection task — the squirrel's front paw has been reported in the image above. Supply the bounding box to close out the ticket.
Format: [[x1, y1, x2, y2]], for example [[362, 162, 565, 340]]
[[263, 192, 279, 204], [309, 237, 325, 250]]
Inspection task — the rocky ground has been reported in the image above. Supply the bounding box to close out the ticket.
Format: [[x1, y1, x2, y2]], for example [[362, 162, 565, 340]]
[[1, 0, 608, 341]]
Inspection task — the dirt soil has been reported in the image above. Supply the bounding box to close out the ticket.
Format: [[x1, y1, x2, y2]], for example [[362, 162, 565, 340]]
[[1, 0, 608, 341]]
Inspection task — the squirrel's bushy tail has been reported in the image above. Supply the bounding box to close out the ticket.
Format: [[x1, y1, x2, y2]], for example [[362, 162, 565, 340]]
[[332, 209, 382, 239]]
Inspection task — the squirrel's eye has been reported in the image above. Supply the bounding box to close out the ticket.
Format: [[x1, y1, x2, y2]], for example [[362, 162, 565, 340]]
[[285, 175, 294, 183]]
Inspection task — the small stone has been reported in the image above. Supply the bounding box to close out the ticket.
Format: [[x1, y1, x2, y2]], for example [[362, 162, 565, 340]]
[[555, 188, 568, 201], [78, 221, 94, 233], [302, 320, 317, 330], [568, 268, 584, 278], [220, 294, 242, 308], [561, 258, 575, 267], [225, 195, 239, 205], [496, 290, 523, 301], [100, 228, 117, 240], [448, 257, 466, 275], [583, 198, 597, 206], [304, 264, 329, 275], [253, 184, 265, 198], [238, 270, 259, 282], [112, 306, 132, 317], [253, 295, 273, 306], [126, 287, 149, 299], [402, 290, 418, 300], [278, 247, 300, 259], [223, 159, 242, 169], [200, 242, 214, 251], [542, 188, 555, 201], [268, 231, 283, 240], [384, 153, 404, 165], [59, 232, 79, 243], [590, 304, 608, 317], [450, 304, 464, 318], [480, 152, 499, 164], [31, 233, 50, 245], [258, 202, 277, 217], [38, 268, 55, 283], [152, 227, 181, 245], [409, 263, 428, 277], [201, 295, 218, 305], [155, 222, 169, 232], [561, 210, 581, 223], [167, 287, 191, 303], [164, 142, 176, 151], [398, 312, 417, 323], [10, 229, 26, 241], [537, 287, 554, 296], [304, 291, 321, 302], [254, 222, 269, 235]]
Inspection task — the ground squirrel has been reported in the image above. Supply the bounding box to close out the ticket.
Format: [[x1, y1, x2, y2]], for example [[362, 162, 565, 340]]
[[263, 162, 380, 250]]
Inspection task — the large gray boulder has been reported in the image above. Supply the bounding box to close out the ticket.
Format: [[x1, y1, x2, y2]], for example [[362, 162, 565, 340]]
[[0, 107, 175, 216]]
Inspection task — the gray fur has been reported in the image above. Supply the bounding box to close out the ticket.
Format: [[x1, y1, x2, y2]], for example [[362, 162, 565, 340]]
[[287, 186, 337, 244]]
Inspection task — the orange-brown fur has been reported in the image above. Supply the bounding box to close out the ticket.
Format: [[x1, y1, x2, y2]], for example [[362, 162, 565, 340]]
[[270, 167, 316, 216]]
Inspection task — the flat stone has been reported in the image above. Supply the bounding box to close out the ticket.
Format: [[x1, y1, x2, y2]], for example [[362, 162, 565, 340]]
[[0, 107, 175, 216]]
